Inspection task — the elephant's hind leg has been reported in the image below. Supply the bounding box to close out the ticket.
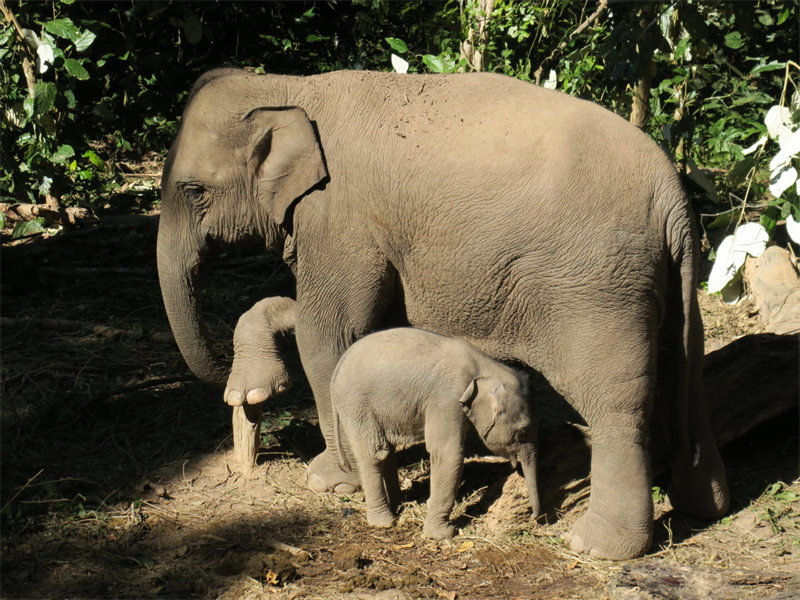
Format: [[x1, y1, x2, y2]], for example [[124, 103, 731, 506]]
[[565, 414, 654, 559], [554, 324, 657, 559], [665, 293, 729, 519]]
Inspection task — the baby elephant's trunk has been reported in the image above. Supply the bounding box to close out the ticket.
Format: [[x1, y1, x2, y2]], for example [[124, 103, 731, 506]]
[[518, 444, 540, 518]]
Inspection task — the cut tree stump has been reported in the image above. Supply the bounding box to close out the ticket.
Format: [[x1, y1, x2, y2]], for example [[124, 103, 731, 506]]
[[232, 403, 264, 472], [744, 246, 800, 335], [483, 331, 799, 533]]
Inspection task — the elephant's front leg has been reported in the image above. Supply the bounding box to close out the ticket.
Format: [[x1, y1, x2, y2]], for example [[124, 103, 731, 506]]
[[295, 327, 362, 494], [423, 422, 466, 540], [294, 253, 397, 494]]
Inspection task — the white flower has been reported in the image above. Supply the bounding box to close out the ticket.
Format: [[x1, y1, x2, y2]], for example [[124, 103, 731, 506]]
[[391, 54, 409, 74], [36, 43, 54, 74], [786, 214, 800, 244], [769, 166, 798, 198], [742, 136, 767, 155], [543, 70, 558, 90], [707, 222, 769, 294], [765, 105, 793, 145]]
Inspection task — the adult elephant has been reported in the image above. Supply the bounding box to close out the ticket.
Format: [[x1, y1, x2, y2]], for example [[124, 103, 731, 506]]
[[156, 68, 729, 559]]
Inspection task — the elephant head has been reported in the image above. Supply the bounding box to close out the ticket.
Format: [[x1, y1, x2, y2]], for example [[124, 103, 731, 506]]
[[459, 374, 540, 517], [156, 72, 327, 384]]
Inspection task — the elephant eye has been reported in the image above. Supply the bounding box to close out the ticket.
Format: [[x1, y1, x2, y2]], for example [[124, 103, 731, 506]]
[[181, 183, 206, 204]]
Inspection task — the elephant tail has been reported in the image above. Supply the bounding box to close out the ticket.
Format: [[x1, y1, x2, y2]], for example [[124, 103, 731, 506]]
[[661, 184, 705, 464], [332, 403, 353, 473]]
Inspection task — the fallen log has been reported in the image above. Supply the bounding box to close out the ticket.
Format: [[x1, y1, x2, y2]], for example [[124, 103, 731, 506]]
[[0, 202, 95, 227]]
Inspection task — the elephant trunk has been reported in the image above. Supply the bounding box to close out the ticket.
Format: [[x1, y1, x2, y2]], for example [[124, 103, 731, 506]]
[[157, 222, 227, 387], [518, 443, 540, 519]]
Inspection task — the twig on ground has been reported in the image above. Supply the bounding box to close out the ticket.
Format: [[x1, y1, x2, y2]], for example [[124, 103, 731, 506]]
[[1, 316, 173, 344], [1, 469, 45, 513], [89, 375, 197, 402], [266, 538, 312, 559], [39, 266, 155, 278]]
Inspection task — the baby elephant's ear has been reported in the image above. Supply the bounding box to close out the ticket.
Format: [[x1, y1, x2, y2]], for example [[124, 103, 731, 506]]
[[459, 377, 500, 436]]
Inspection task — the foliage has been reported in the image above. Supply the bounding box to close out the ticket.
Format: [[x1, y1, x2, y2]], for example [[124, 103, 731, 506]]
[[1, 4, 114, 207], [706, 64, 800, 297], [1, 0, 798, 261]]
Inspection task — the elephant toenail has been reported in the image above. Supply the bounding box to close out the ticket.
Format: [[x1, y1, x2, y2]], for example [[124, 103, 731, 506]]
[[225, 390, 244, 406]]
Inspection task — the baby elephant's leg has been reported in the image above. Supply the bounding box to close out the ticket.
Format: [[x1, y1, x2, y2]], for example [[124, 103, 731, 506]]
[[362, 448, 397, 528], [424, 427, 465, 540]]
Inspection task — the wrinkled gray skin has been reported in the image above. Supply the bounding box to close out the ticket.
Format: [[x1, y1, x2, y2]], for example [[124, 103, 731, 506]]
[[224, 297, 296, 407], [332, 328, 539, 540], [156, 68, 729, 559]]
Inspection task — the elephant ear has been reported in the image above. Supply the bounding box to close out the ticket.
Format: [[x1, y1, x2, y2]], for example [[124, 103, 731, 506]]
[[244, 106, 328, 226], [458, 377, 501, 438]]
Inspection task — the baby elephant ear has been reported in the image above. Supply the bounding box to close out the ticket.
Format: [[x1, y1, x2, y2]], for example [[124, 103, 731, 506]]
[[459, 377, 500, 437], [245, 106, 328, 226]]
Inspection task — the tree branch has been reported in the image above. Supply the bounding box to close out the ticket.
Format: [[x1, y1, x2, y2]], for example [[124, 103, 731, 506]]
[[0, 0, 37, 96], [533, 0, 609, 85]]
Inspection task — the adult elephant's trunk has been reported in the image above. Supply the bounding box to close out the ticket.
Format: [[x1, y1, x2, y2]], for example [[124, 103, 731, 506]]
[[157, 222, 227, 386]]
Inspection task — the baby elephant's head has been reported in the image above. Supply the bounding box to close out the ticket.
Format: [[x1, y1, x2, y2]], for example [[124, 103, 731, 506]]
[[459, 372, 540, 517]]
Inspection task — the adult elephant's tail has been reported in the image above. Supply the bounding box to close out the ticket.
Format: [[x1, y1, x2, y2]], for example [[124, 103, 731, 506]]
[[659, 182, 730, 518]]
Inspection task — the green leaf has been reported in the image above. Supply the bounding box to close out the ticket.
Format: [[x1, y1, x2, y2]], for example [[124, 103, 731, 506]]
[[82, 150, 106, 170], [33, 82, 57, 115], [385, 37, 408, 54], [0, 212, 6, 229], [73, 29, 96, 52], [707, 210, 737, 230], [724, 31, 744, 49], [63, 58, 89, 80], [64, 89, 76, 109], [181, 12, 202, 45], [51, 144, 75, 164], [305, 34, 329, 43], [728, 157, 755, 187], [778, 7, 791, 25], [45, 18, 80, 41], [750, 60, 786, 75], [757, 12, 774, 26], [12, 218, 46, 239], [23, 96, 34, 118], [422, 55, 447, 73], [760, 205, 780, 235]]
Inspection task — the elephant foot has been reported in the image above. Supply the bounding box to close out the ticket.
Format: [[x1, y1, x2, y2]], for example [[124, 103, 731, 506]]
[[565, 509, 652, 560], [366, 507, 396, 528], [423, 519, 456, 541], [307, 451, 361, 495], [224, 361, 291, 406], [669, 441, 730, 519]]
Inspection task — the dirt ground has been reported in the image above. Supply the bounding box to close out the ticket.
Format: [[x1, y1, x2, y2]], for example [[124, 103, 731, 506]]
[[1, 207, 798, 600]]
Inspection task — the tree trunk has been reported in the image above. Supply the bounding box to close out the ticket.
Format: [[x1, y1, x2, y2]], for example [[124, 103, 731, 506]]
[[460, 0, 496, 72], [630, 5, 656, 129]]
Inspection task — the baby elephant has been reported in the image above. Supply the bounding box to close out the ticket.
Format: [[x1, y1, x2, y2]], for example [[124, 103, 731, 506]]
[[332, 328, 539, 540]]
